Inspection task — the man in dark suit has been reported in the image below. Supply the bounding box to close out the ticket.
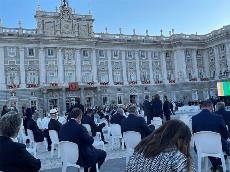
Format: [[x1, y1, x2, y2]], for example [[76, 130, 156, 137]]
[[121, 105, 153, 139], [59, 108, 106, 172], [143, 95, 153, 125], [0, 111, 41, 172], [48, 109, 62, 138], [163, 96, 171, 121], [192, 100, 230, 172], [151, 94, 163, 119], [110, 108, 126, 126], [27, 113, 52, 151], [82, 109, 107, 144], [73, 97, 85, 114], [216, 102, 230, 132]]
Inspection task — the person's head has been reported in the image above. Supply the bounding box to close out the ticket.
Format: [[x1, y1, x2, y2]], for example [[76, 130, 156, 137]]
[[216, 102, 225, 111], [154, 94, 160, 101], [145, 95, 149, 100], [2, 105, 8, 111], [32, 112, 39, 121], [201, 100, 213, 112], [70, 108, 83, 124], [163, 95, 168, 101], [135, 120, 192, 171], [50, 109, 58, 119], [86, 109, 93, 116], [116, 108, 124, 116], [76, 97, 80, 104], [128, 104, 138, 116], [0, 111, 22, 138]]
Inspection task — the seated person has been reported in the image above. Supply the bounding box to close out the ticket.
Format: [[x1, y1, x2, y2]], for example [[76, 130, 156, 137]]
[[48, 108, 62, 138], [59, 108, 106, 172], [110, 108, 126, 126], [215, 102, 230, 132], [27, 112, 52, 151], [121, 105, 153, 139], [192, 100, 230, 172], [0, 111, 41, 172], [126, 120, 195, 172], [82, 109, 107, 143]]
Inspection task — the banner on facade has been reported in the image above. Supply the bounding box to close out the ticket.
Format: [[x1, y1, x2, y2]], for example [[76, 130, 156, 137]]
[[69, 82, 79, 91]]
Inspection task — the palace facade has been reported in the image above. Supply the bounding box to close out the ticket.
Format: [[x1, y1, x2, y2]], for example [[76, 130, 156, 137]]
[[0, 1, 230, 114]]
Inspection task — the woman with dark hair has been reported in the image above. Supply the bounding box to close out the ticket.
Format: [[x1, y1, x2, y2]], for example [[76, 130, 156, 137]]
[[126, 120, 195, 172], [1, 105, 8, 116], [151, 94, 163, 119]]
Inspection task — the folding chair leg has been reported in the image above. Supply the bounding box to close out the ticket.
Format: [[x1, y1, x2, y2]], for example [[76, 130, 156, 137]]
[[197, 156, 202, 172], [205, 157, 209, 172], [51, 144, 54, 158], [62, 164, 67, 172], [96, 163, 99, 172], [79, 167, 84, 172], [121, 138, 124, 150], [111, 138, 114, 150], [220, 155, 226, 172]]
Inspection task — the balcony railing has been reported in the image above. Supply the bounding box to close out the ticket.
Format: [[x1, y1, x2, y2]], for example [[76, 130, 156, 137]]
[[114, 81, 124, 85], [26, 84, 39, 88]]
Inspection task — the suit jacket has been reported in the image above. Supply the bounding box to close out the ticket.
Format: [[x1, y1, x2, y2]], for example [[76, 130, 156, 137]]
[[151, 99, 163, 118], [143, 100, 152, 117], [48, 118, 62, 133], [216, 109, 230, 132], [82, 115, 98, 137], [59, 119, 97, 168], [192, 109, 229, 141], [0, 136, 41, 172], [121, 114, 152, 139], [110, 113, 126, 126], [163, 100, 171, 117], [27, 119, 44, 142]]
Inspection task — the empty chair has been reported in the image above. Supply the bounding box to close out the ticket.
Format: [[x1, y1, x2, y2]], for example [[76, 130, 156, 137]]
[[93, 132, 105, 150], [82, 124, 92, 136], [59, 141, 99, 172], [123, 131, 141, 164], [49, 130, 60, 158], [151, 117, 162, 129], [194, 131, 227, 172], [110, 124, 124, 150]]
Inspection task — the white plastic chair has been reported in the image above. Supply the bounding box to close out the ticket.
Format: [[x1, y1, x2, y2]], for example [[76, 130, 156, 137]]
[[194, 131, 227, 172], [27, 129, 38, 157], [151, 117, 162, 129], [49, 130, 60, 158], [110, 124, 124, 150], [82, 124, 92, 136], [123, 131, 141, 164], [60, 141, 99, 172], [93, 132, 105, 150]]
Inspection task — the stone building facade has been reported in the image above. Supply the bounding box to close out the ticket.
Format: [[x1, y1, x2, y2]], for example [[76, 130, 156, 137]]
[[0, 1, 230, 114]]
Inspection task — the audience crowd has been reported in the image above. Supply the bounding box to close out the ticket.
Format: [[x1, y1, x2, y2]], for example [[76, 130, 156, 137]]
[[0, 94, 230, 172]]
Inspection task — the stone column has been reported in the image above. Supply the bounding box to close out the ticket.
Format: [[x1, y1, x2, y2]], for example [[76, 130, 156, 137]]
[[19, 47, 26, 88], [57, 48, 64, 85], [225, 43, 230, 72], [75, 49, 81, 83], [92, 49, 98, 83], [0, 47, 5, 89], [62, 88, 66, 113], [203, 50, 210, 78], [80, 87, 85, 106], [107, 49, 114, 85], [174, 49, 187, 82], [121, 50, 128, 84], [148, 52, 154, 84], [214, 46, 220, 79], [38, 48, 46, 86], [161, 51, 167, 83], [192, 49, 198, 78], [135, 51, 141, 84]]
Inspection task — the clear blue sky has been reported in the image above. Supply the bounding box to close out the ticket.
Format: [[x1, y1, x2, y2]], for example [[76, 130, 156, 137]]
[[0, 0, 230, 36]]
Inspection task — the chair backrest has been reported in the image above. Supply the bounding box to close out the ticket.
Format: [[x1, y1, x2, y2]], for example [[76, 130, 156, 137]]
[[151, 118, 162, 129], [179, 116, 192, 130], [110, 124, 122, 137], [59, 141, 79, 164], [123, 131, 141, 149], [82, 124, 92, 135], [27, 129, 35, 142], [194, 131, 222, 154], [49, 130, 59, 144]]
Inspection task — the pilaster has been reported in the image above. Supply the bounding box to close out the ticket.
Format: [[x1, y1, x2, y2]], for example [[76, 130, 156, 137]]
[[107, 50, 114, 85], [19, 47, 26, 88], [0, 47, 5, 89], [135, 51, 141, 84], [92, 49, 98, 83], [57, 48, 64, 85], [121, 50, 128, 84], [75, 49, 81, 83], [39, 48, 46, 86]]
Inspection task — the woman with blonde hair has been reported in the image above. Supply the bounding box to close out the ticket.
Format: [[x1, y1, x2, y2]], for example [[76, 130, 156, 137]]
[[126, 120, 195, 172]]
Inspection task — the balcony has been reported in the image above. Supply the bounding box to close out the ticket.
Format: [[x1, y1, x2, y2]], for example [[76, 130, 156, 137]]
[[50, 83, 59, 87], [114, 81, 124, 85], [189, 78, 198, 82], [100, 82, 109, 86], [142, 80, 150, 84], [26, 84, 39, 88], [200, 78, 209, 81], [169, 80, 176, 84], [128, 81, 137, 85], [7, 84, 19, 89], [155, 80, 163, 84], [87, 81, 95, 86]]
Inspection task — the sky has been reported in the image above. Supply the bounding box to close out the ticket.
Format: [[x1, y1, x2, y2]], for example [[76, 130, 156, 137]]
[[0, 0, 230, 36]]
